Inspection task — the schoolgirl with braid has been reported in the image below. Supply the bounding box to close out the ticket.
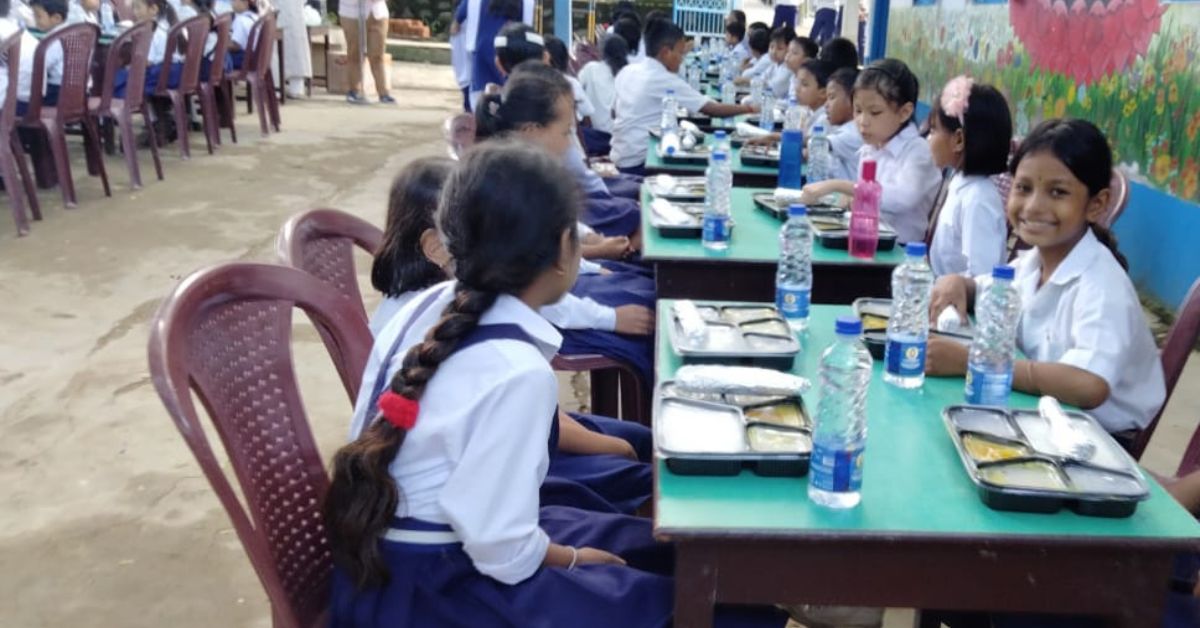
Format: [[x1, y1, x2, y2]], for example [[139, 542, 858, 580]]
[[325, 142, 786, 628]]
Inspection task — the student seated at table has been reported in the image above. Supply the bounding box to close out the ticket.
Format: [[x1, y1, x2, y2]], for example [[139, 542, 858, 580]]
[[798, 58, 941, 243], [735, 24, 769, 81], [577, 34, 625, 137], [0, 0, 37, 109], [818, 35, 858, 71], [736, 25, 790, 100], [545, 34, 605, 154], [477, 62, 657, 380], [366, 156, 653, 517], [178, 0, 227, 79], [16, 0, 67, 114], [112, 0, 181, 98], [723, 13, 748, 68], [925, 75, 1013, 278], [327, 140, 787, 628], [610, 18, 756, 174], [926, 118, 1165, 439], [65, 0, 97, 24], [226, 0, 256, 68], [746, 58, 832, 147], [823, 66, 863, 181], [783, 35, 816, 94]]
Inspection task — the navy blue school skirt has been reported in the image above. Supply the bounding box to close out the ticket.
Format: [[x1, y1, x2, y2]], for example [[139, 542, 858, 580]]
[[328, 508, 788, 628], [581, 126, 611, 156], [603, 173, 643, 200], [561, 268, 656, 384], [584, 193, 641, 238], [113, 62, 183, 98], [544, 413, 652, 515]]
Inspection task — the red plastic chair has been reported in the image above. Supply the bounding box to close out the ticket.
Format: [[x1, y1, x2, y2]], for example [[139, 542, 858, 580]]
[[112, 0, 135, 22], [2, 30, 40, 235], [1130, 277, 1200, 471], [153, 14, 211, 160], [226, 11, 279, 137], [90, 20, 162, 189], [19, 22, 109, 207], [1101, 168, 1129, 229], [199, 12, 235, 149], [442, 113, 476, 160], [277, 208, 649, 423], [147, 262, 374, 628]]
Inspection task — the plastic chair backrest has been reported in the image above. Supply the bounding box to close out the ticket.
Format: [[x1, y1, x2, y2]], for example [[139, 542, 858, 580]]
[[1, 31, 21, 135], [1101, 168, 1129, 229], [147, 262, 374, 628], [252, 10, 276, 78], [443, 113, 476, 160], [1147, 277, 1200, 473], [208, 11, 233, 85], [238, 16, 263, 72], [96, 19, 153, 112], [25, 22, 98, 122], [112, 0, 136, 22], [159, 14, 211, 94]]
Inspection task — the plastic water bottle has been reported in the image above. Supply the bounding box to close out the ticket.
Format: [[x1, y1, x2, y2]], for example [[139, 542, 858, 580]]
[[809, 316, 872, 509], [660, 90, 678, 137], [806, 125, 832, 185], [759, 90, 776, 130], [100, 0, 115, 33], [777, 128, 803, 192], [965, 265, 1022, 406], [721, 80, 735, 104], [783, 95, 804, 130], [703, 150, 733, 250], [712, 129, 731, 156], [775, 204, 813, 330], [750, 75, 764, 108], [884, 242, 933, 389], [849, 160, 882, 259]]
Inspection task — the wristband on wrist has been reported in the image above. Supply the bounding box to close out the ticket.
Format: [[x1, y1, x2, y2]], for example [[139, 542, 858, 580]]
[[567, 546, 579, 570]]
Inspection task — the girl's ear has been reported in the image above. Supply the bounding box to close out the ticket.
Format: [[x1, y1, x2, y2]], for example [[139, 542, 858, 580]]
[[555, 227, 579, 274], [951, 127, 966, 154], [897, 101, 915, 123], [419, 228, 453, 271], [1085, 188, 1111, 225]]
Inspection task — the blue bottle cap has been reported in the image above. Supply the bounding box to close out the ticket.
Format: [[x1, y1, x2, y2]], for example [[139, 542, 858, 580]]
[[812, 125, 824, 134], [788, 204, 807, 217], [992, 265, 1015, 280], [666, 89, 675, 95], [711, 151, 727, 161], [905, 242, 927, 257], [714, 130, 728, 139], [835, 316, 863, 335]]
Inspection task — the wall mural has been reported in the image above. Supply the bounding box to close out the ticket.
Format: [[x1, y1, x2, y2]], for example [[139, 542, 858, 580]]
[[888, 1, 1200, 203]]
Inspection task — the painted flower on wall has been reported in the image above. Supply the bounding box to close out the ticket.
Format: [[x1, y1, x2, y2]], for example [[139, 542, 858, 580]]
[[1009, 0, 1165, 85]]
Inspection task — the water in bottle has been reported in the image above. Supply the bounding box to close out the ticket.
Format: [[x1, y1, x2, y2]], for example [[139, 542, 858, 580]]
[[806, 125, 832, 185], [660, 90, 679, 137], [750, 76, 764, 109], [783, 95, 804, 130], [776, 204, 813, 330], [884, 242, 934, 389], [759, 90, 776, 130], [849, 160, 881, 259], [776, 128, 803, 192], [721, 80, 735, 104], [965, 265, 1022, 406], [703, 150, 733, 250], [808, 316, 872, 509]]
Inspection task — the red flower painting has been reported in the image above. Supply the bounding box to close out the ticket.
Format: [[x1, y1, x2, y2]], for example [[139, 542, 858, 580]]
[[1010, 0, 1165, 85]]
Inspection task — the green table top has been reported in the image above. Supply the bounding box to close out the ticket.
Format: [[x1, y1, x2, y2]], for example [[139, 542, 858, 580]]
[[641, 187, 907, 267], [645, 136, 779, 178], [655, 302, 1200, 543]]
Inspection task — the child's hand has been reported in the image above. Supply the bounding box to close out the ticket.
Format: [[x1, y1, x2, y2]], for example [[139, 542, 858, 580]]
[[745, 135, 775, 147], [576, 547, 627, 566], [929, 275, 971, 324], [925, 336, 968, 376], [799, 181, 833, 204], [602, 435, 638, 460], [596, 236, 632, 259], [614, 305, 654, 335]]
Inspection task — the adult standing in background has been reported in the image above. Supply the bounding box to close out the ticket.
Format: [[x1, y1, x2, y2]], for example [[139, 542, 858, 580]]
[[339, 0, 394, 104], [771, 0, 798, 30], [452, 0, 532, 111], [808, 0, 837, 44], [274, 0, 312, 98]]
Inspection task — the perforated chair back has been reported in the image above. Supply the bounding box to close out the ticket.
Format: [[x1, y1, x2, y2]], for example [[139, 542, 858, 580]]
[[276, 208, 383, 315], [208, 11, 233, 85], [147, 262, 374, 628], [96, 19, 154, 113], [159, 14, 211, 95], [1101, 168, 1129, 229], [25, 23, 98, 121]]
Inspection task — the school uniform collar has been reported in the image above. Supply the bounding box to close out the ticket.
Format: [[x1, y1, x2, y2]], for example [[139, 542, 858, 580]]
[[476, 290, 563, 360], [1026, 228, 1102, 288], [878, 122, 920, 158], [644, 57, 671, 75]]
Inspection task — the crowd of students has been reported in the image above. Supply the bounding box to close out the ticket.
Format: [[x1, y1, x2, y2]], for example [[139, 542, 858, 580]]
[[288, 7, 1196, 627]]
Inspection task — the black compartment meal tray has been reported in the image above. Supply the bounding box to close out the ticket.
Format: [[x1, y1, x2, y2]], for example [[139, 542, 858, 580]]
[[655, 381, 811, 477], [648, 199, 735, 239], [810, 216, 899, 251], [646, 175, 706, 202], [738, 145, 780, 168], [659, 146, 711, 165], [852, 298, 974, 361], [669, 302, 801, 369], [752, 193, 845, 220], [941, 405, 1151, 517]]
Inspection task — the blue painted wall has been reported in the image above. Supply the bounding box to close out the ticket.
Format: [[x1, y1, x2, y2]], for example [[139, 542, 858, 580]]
[[1114, 184, 1200, 310]]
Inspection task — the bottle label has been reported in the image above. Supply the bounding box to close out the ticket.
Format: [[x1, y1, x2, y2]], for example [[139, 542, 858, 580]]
[[965, 365, 1013, 406], [810, 442, 865, 493], [702, 216, 728, 243], [776, 286, 810, 320], [885, 338, 926, 377]]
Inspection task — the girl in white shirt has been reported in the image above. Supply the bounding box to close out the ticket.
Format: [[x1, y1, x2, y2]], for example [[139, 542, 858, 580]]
[[577, 34, 627, 134], [327, 142, 786, 628], [822, 66, 862, 180], [927, 119, 1165, 436], [798, 58, 942, 243], [925, 76, 1013, 277]]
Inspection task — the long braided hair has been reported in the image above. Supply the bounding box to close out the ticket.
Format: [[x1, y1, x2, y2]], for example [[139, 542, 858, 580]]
[[323, 141, 582, 588]]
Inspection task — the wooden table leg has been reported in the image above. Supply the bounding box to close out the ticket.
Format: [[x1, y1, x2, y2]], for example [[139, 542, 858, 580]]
[[675, 543, 717, 628], [1110, 554, 1172, 628]]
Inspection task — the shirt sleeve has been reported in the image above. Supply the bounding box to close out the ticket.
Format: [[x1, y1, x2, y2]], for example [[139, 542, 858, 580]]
[[578, 259, 604, 275], [1056, 280, 1139, 391], [959, 180, 1008, 277], [877, 137, 942, 243], [669, 75, 710, 114], [539, 293, 617, 331], [438, 366, 556, 584]]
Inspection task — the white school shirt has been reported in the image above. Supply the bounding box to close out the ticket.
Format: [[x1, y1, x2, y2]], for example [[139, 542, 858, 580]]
[[740, 53, 772, 79], [577, 60, 616, 133], [767, 60, 791, 99], [213, 0, 232, 14], [231, 10, 257, 50], [66, 1, 99, 25], [1005, 229, 1165, 432], [369, 287, 617, 337], [857, 123, 941, 243], [351, 281, 558, 584], [148, 17, 183, 64], [610, 57, 710, 168], [812, 0, 837, 11], [929, 173, 1007, 277], [0, 18, 36, 104], [565, 73, 595, 122], [827, 119, 862, 181], [729, 39, 750, 66], [805, 105, 827, 138], [449, 29, 470, 88]]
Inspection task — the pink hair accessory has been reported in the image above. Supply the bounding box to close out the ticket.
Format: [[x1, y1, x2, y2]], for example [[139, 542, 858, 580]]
[[940, 75, 975, 125]]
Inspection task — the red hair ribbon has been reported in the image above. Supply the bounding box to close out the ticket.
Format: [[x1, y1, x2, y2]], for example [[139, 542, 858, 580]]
[[378, 391, 420, 431]]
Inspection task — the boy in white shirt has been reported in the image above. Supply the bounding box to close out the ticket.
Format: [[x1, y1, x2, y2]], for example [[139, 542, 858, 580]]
[[723, 16, 748, 67], [609, 18, 755, 172], [735, 25, 770, 82], [17, 0, 66, 114], [0, 0, 37, 109], [823, 67, 862, 180], [764, 27, 795, 99]]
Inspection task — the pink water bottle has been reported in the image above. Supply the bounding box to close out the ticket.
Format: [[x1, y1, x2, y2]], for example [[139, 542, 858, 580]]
[[849, 160, 882, 259]]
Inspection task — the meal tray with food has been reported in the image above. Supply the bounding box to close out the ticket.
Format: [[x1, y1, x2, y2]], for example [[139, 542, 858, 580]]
[[670, 301, 801, 369]]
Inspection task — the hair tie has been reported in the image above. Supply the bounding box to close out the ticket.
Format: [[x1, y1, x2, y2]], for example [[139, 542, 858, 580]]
[[940, 75, 974, 125], [378, 390, 420, 431], [494, 35, 508, 48]]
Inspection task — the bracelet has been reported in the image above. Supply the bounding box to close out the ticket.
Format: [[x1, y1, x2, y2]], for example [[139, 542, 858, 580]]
[[567, 546, 579, 571]]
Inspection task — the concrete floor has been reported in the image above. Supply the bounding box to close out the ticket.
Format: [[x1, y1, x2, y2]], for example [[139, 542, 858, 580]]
[[0, 62, 1196, 628]]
